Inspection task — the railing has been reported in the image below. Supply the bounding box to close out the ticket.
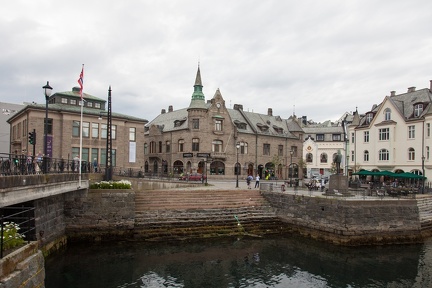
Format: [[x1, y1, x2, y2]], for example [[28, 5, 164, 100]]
[[0, 152, 92, 176], [0, 206, 35, 258]]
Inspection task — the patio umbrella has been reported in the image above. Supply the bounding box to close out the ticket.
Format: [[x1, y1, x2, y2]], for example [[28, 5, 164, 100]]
[[352, 170, 374, 175], [394, 172, 426, 179]]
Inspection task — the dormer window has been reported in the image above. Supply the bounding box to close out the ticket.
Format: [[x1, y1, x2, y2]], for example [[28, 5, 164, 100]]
[[174, 118, 186, 127], [366, 113, 373, 124], [414, 103, 423, 117], [272, 125, 284, 134], [256, 123, 269, 132]]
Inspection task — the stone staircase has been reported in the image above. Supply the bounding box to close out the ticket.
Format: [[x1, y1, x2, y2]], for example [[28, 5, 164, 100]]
[[133, 189, 287, 241], [417, 197, 432, 230]]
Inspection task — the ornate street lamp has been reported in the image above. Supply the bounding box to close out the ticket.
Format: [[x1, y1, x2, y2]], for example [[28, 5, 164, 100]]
[[290, 150, 294, 187], [236, 143, 240, 188], [42, 81, 52, 174]]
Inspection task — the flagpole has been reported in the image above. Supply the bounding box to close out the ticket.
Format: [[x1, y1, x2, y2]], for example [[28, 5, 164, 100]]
[[78, 64, 84, 187]]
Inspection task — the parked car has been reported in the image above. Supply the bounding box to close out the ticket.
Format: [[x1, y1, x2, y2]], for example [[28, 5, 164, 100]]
[[179, 173, 207, 181]]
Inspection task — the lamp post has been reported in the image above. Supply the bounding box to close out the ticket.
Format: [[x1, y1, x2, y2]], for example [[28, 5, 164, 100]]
[[290, 150, 294, 187], [236, 143, 240, 188], [42, 81, 52, 174], [422, 156, 425, 194]]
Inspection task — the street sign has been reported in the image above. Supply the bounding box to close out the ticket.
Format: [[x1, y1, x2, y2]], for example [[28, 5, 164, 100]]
[[183, 153, 193, 158], [197, 153, 211, 158]]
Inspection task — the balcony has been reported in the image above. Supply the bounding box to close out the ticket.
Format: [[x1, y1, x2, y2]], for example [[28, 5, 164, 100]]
[[211, 152, 226, 159]]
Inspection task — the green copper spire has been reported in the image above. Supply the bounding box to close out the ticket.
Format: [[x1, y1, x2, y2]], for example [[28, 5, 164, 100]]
[[191, 65, 205, 101]]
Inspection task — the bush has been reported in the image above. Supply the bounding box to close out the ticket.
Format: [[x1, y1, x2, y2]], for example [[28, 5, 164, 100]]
[[1, 222, 25, 250], [89, 180, 132, 189]]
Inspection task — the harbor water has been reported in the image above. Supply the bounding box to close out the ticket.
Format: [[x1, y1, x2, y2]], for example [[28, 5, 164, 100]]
[[45, 234, 432, 288]]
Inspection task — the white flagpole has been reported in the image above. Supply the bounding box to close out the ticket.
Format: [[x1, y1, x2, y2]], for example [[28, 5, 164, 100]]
[[78, 64, 84, 187]]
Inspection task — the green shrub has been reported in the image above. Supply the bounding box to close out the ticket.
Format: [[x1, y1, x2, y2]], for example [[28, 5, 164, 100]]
[[90, 180, 132, 189], [1, 222, 25, 250]]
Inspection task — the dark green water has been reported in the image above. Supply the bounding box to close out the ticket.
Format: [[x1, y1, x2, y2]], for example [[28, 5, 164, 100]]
[[45, 235, 432, 288]]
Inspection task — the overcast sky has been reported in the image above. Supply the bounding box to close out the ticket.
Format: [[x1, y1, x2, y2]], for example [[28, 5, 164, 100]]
[[2, 0, 432, 123]]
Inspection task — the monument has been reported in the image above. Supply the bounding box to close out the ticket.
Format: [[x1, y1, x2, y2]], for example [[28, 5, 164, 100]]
[[324, 151, 352, 196]]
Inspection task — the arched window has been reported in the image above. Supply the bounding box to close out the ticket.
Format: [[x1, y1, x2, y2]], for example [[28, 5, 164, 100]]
[[239, 141, 248, 154], [306, 153, 313, 163], [384, 108, 391, 121], [408, 147, 415, 160], [379, 149, 389, 161], [320, 153, 328, 163], [210, 161, 225, 175], [364, 150, 369, 162]]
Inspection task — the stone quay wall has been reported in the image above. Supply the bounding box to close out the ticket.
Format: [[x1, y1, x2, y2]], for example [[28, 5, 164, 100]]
[[262, 191, 424, 245], [0, 242, 44, 288], [64, 189, 135, 241]]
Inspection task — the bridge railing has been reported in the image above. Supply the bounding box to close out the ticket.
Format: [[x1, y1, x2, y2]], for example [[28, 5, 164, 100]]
[[0, 153, 92, 176]]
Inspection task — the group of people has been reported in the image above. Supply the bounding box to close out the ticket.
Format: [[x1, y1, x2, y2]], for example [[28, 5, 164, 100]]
[[246, 174, 260, 189]]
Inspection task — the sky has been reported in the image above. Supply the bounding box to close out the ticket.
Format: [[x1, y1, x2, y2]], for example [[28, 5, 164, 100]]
[[2, 0, 432, 123]]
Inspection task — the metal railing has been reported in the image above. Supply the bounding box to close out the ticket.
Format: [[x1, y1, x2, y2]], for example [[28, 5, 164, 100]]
[[0, 152, 92, 176], [0, 206, 35, 258]]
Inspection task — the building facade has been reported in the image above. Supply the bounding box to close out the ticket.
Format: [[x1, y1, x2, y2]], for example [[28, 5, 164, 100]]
[[7, 87, 148, 171], [144, 67, 305, 180], [1, 102, 24, 153], [348, 81, 432, 184]]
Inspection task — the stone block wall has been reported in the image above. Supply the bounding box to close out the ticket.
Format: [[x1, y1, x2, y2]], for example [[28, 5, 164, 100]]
[[0, 242, 44, 288], [64, 189, 135, 241], [262, 192, 423, 245], [34, 194, 66, 246]]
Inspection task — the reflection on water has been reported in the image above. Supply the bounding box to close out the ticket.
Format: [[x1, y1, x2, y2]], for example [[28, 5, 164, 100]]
[[45, 235, 432, 288]]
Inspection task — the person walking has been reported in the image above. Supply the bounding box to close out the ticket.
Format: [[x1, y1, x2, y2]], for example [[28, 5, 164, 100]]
[[247, 175, 253, 189], [93, 158, 98, 173], [254, 174, 260, 188]]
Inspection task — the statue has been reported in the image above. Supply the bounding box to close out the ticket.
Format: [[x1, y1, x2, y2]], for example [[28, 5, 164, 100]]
[[334, 152, 342, 174]]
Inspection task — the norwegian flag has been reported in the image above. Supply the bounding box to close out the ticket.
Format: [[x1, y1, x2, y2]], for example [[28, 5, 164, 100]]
[[77, 65, 84, 99]]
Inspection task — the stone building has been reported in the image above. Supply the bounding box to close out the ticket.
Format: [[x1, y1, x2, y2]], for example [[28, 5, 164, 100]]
[[348, 81, 432, 184], [144, 67, 304, 180], [7, 87, 148, 170], [0, 102, 24, 153]]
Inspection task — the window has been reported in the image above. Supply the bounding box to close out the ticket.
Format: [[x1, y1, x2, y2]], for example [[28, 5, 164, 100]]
[[239, 142, 248, 154], [351, 150, 354, 162], [45, 118, 53, 134], [92, 123, 99, 138], [215, 119, 223, 131], [95, 103, 101, 108], [408, 125, 415, 139], [428, 123, 431, 138], [166, 141, 171, 153], [70, 99, 77, 105], [101, 148, 116, 167], [263, 144, 270, 155], [366, 113, 373, 124], [178, 139, 184, 152], [408, 148, 415, 160], [320, 153, 328, 163], [332, 134, 341, 141], [149, 141, 156, 153], [192, 138, 199, 151], [72, 121, 80, 137], [306, 153, 313, 163], [61, 98, 68, 104], [129, 128, 136, 142], [91, 148, 98, 165], [414, 104, 423, 117], [278, 145, 283, 156], [384, 108, 391, 120], [112, 125, 117, 140], [427, 146, 430, 160], [379, 128, 389, 141], [364, 131, 369, 143], [82, 122, 90, 138], [212, 140, 222, 152], [144, 143, 148, 155], [316, 134, 324, 141], [364, 150, 369, 162], [101, 124, 107, 139], [192, 119, 199, 129], [379, 149, 389, 161], [351, 133, 355, 143], [87, 102, 93, 107], [291, 146, 297, 157], [158, 141, 162, 153]]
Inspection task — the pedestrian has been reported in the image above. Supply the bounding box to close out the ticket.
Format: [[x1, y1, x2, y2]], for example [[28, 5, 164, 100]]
[[247, 175, 253, 189], [73, 155, 80, 172], [93, 158, 98, 173], [254, 174, 260, 188]]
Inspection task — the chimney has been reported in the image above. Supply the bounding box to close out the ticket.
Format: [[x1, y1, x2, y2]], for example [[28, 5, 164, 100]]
[[407, 87, 416, 93], [390, 91, 396, 96], [302, 116, 307, 125], [233, 104, 243, 111], [161, 109, 166, 114], [168, 105, 173, 112], [268, 108, 273, 116]]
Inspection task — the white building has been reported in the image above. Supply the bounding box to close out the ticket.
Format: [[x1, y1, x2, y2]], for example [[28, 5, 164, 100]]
[[348, 81, 432, 184]]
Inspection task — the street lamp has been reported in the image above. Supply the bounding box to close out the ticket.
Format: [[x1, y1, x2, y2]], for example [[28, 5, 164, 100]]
[[42, 81, 52, 174], [422, 156, 425, 194], [236, 143, 240, 188], [290, 150, 294, 187]]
